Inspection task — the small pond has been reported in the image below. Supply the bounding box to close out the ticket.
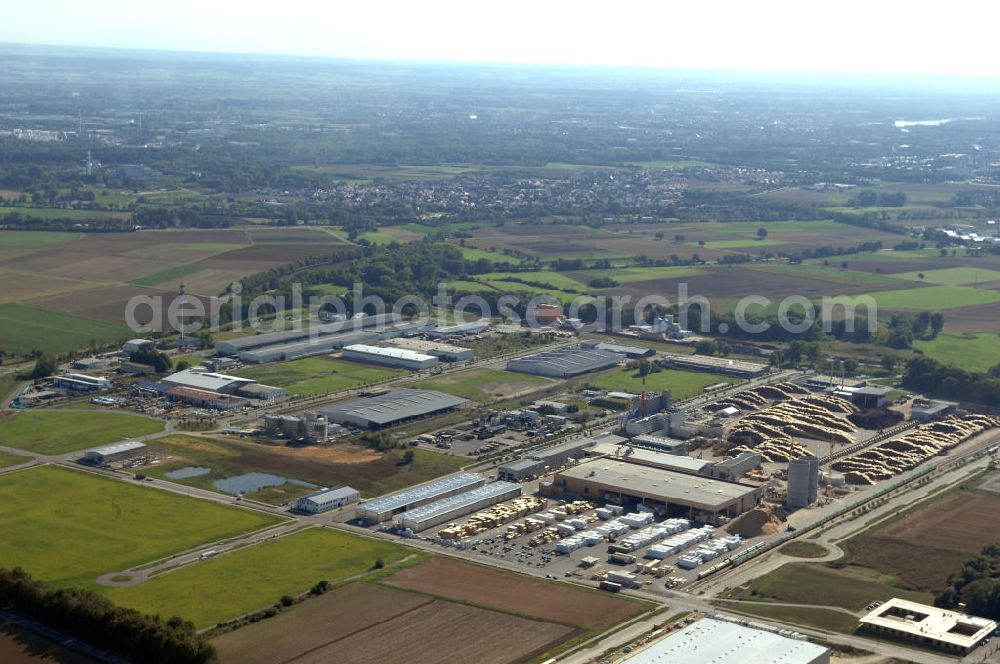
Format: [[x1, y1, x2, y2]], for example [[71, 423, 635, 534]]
[[212, 472, 315, 495], [164, 466, 211, 479]]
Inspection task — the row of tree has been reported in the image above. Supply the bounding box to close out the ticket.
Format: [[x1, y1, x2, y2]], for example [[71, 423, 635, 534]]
[[0, 567, 216, 664], [936, 544, 1000, 619]]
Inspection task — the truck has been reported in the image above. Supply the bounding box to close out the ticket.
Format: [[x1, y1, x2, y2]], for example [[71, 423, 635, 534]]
[[609, 552, 637, 565], [599, 580, 622, 592], [199, 550, 218, 560]]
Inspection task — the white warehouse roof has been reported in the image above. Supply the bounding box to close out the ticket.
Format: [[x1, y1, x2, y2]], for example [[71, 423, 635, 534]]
[[161, 369, 255, 393], [359, 473, 484, 516], [622, 618, 829, 664], [85, 441, 147, 457], [342, 344, 436, 363]]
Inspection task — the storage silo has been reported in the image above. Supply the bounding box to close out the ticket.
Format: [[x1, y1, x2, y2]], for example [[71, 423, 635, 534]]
[[787, 455, 819, 508]]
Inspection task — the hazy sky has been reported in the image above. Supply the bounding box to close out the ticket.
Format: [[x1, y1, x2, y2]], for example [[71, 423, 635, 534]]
[[5, 0, 1000, 76]]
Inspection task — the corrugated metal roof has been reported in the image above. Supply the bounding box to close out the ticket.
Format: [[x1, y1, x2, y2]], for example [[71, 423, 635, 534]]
[[85, 440, 147, 456], [343, 344, 436, 362], [321, 389, 469, 426], [622, 618, 828, 664], [400, 481, 520, 523], [359, 473, 484, 515], [161, 369, 254, 392], [297, 486, 358, 505]]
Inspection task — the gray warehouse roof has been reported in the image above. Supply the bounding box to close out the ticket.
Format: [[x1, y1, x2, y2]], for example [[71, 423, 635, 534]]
[[558, 459, 758, 511], [297, 486, 358, 506], [161, 369, 255, 392], [507, 346, 622, 377], [359, 473, 485, 515], [320, 389, 469, 427], [218, 313, 404, 352], [622, 618, 828, 664], [85, 441, 147, 456]]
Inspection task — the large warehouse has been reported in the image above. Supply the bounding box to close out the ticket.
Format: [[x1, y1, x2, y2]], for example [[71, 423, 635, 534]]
[[292, 486, 360, 513], [160, 368, 256, 394], [356, 473, 486, 522], [663, 354, 769, 378], [507, 346, 623, 378], [320, 389, 469, 429], [497, 433, 624, 482], [82, 441, 149, 466], [396, 481, 521, 532], [387, 338, 474, 362], [580, 340, 655, 358], [622, 618, 829, 664], [341, 344, 439, 370], [215, 313, 404, 356], [550, 459, 761, 523]]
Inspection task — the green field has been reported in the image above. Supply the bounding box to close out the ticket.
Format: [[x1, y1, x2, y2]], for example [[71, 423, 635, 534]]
[[0, 411, 165, 455], [187, 242, 249, 252], [457, 246, 520, 262], [102, 527, 412, 627], [779, 541, 829, 559], [0, 230, 81, 251], [0, 465, 282, 586], [721, 602, 859, 635], [624, 160, 715, 169], [914, 332, 1000, 371], [412, 368, 552, 402], [0, 450, 28, 469], [146, 434, 469, 499], [130, 263, 204, 287], [695, 239, 785, 249], [480, 280, 590, 305], [445, 279, 500, 293], [864, 285, 1000, 310], [747, 263, 904, 287], [0, 303, 130, 354], [575, 265, 705, 284], [479, 271, 588, 291], [233, 356, 402, 397], [728, 562, 933, 611], [890, 266, 1000, 287], [590, 367, 738, 400]]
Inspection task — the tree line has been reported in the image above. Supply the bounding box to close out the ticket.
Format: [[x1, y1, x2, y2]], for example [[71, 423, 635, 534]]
[[0, 567, 216, 664]]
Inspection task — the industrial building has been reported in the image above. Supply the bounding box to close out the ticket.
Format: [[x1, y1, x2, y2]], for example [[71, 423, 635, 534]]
[[587, 442, 713, 475], [629, 432, 688, 454], [622, 618, 829, 664], [320, 389, 469, 429], [496, 434, 622, 482], [910, 399, 958, 422], [426, 320, 490, 338], [53, 373, 111, 392], [215, 313, 404, 356], [386, 338, 474, 362], [710, 452, 761, 481], [160, 369, 256, 394], [787, 455, 820, 508], [293, 486, 360, 513], [122, 339, 155, 355], [232, 320, 433, 364], [507, 346, 623, 378], [82, 441, 149, 466], [859, 598, 996, 654], [235, 383, 287, 401], [580, 340, 655, 358], [356, 473, 486, 522], [550, 459, 761, 523], [263, 412, 332, 443], [165, 386, 250, 411], [396, 481, 521, 531], [663, 354, 769, 378], [341, 344, 439, 370]]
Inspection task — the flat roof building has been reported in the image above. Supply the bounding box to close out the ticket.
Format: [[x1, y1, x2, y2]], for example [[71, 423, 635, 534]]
[[386, 338, 474, 362], [215, 313, 404, 355], [859, 598, 996, 654], [497, 433, 622, 482], [507, 346, 623, 378], [426, 320, 490, 338], [396, 481, 521, 532], [320, 389, 469, 429], [341, 344, 438, 370], [551, 459, 761, 523], [53, 373, 111, 392], [123, 339, 155, 354], [160, 369, 255, 394], [82, 441, 148, 466], [587, 442, 712, 475], [622, 618, 829, 664], [293, 486, 360, 514], [356, 473, 486, 522], [580, 340, 655, 358], [663, 354, 769, 378]]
